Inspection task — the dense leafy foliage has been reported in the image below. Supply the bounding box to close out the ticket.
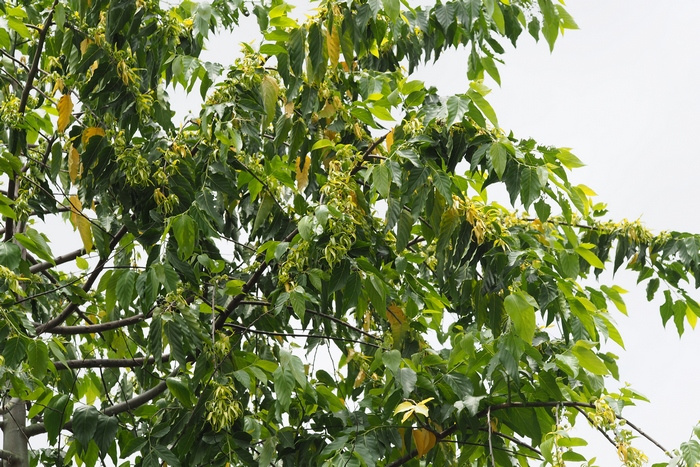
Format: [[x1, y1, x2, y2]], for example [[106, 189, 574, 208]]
[[1, 0, 700, 465]]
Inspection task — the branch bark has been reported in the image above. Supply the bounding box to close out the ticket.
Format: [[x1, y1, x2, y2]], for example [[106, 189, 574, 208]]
[[53, 354, 170, 370], [23, 368, 176, 438], [35, 225, 128, 334], [215, 228, 298, 329]]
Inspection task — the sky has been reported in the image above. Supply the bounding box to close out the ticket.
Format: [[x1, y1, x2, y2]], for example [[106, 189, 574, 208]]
[[177, 1, 700, 465], [408, 2, 700, 464]]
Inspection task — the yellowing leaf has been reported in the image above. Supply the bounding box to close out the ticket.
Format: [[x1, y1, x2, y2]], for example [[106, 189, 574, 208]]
[[414, 397, 434, 416], [326, 25, 340, 67], [354, 369, 366, 388], [296, 155, 311, 191], [82, 126, 105, 146], [388, 304, 407, 345], [412, 428, 437, 458], [261, 75, 279, 128], [387, 304, 405, 327], [79, 38, 93, 54], [68, 146, 80, 184], [69, 195, 93, 253], [686, 305, 697, 329], [57, 94, 73, 133], [385, 128, 394, 152]]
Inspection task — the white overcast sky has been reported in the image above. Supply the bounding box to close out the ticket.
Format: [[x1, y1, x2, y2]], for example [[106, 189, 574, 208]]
[[410, 2, 700, 464], [168, 1, 700, 464]]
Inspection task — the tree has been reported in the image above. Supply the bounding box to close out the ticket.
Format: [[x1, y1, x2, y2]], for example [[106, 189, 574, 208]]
[[1, 0, 699, 465]]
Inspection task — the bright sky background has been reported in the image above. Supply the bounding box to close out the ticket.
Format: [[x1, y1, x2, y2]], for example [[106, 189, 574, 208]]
[[170, 1, 700, 465], [409, 2, 700, 465]]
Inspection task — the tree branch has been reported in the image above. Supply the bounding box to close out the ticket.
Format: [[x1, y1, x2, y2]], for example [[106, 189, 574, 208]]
[[238, 300, 382, 342], [47, 313, 146, 335], [53, 354, 170, 370], [35, 225, 128, 334], [23, 367, 176, 438], [215, 228, 298, 328], [29, 248, 85, 274], [0, 449, 21, 464], [224, 323, 383, 349]]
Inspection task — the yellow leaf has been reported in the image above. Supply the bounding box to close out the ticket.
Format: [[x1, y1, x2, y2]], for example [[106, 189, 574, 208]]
[[296, 155, 311, 191], [79, 38, 92, 54], [69, 195, 93, 253], [393, 401, 415, 415], [686, 305, 697, 329], [82, 126, 105, 146], [57, 94, 73, 133], [413, 397, 434, 417], [388, 304, 407, 346], [412, 428, 437, 458], [326, 25, 340, 67], [68, 146, 80, 184], [354, 369, 366, 388], [385, 128, 394, 152]]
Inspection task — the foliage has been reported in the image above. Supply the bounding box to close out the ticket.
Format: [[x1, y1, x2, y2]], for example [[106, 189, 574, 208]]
[[1, 0, 699, 465]]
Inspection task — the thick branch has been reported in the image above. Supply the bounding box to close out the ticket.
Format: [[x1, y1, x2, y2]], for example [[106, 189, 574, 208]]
[[215, 228, 298, 328], [48, 313, 146, 335], [53, 354, 170, 370], [35, 225, 128, 334], [18, 0, 58, 113], [0, 449, 21, 464], [29, 248, 84, 274], [23, 367, 176, 438]]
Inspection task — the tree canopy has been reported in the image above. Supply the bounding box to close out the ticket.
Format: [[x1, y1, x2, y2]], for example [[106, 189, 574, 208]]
[[1, 0, 700, 466]]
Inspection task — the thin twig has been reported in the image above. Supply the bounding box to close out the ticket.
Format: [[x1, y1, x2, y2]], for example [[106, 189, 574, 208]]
[[487, 407, 496, 467], [223, 323, 382, 349]]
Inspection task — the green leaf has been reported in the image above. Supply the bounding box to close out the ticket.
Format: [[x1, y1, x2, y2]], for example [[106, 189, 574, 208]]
[[0, 242, 21, 270], [467, 90, 498, 127], [273, 365, 295, 411], [26, 340, 49, 379], [382, 0, 400, 21], [533, 199, 551, 222], [373, 163, 391, 198], [261, 75, 279, 129], [575, 246, 605, 269], [382, 349, 401, 374], [259, 437, 277, 467], [93, 415, 119, 455], [681, 440, 700, 467], [489, 142, 507, 179], [116, 270, 136, 312], [571, 342, 609, 375], [3, 336, 26, 367], [14, 228, 55, 264], [396, 367, 417, 397], [311, 139, 334, 151], [504, 292, 536, 344], [446, 95, 470, 127], [45, 395, 73, 444], [172, 214, 197, 260], [368, 104, 394, 122], [290, 289, 306, 321], [166, 377, 194, 408], [73, 405, 100, 448], [395, 210, 413, 253], [520, 167, 542, 209], [556, 148, 585, 169], [153, 445, 181, 467]]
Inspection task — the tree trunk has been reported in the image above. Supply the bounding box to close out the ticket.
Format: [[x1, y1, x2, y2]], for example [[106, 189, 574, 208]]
[[2, 399, 29, 467]]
